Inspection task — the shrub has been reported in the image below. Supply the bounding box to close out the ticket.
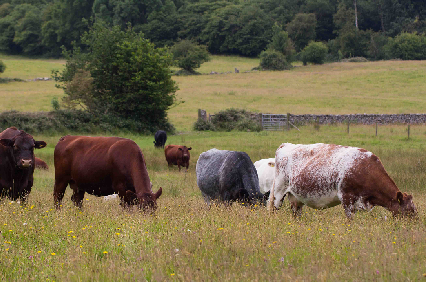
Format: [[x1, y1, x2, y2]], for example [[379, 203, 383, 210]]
[[0, 60, 5, 74], [385, 32, 426, 60], [211, 108, 261, 132], [171, 40, 210, 72], [193, 119, 215, 131], [300, 41, 328, 65], [341, 57, 369, 62], [259, 49, 292, 71]]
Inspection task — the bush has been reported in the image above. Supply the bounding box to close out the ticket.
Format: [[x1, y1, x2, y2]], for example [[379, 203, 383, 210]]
[[0, 60, 5, 74], [259, 49, 292, 71], [0, 110, 175, 135], [193, 119, 215, 131], [211, 108, 261, 132], [385, 32, 426, 60], [171, 40, 210, 72], [341, 57, 369, 62], [300, 41, 328, 65]]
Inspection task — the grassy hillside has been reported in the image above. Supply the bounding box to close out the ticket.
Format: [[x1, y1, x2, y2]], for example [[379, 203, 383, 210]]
[[1, 55, 426, 131]]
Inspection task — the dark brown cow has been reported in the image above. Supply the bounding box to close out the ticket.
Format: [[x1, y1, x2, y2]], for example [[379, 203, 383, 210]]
[[165, 145, 192, 171], [35, 157, 49, 170], [53, 135, 162, 211], [0, 127, 47, 202], [268, 143, 417, 219]]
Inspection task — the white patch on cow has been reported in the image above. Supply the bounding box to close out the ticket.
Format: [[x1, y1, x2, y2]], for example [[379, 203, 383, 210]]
[[104, 194, 119, 201], [254, 158, 275, 194], [273, 143, 373, 210], [352, 197, 373, 211]]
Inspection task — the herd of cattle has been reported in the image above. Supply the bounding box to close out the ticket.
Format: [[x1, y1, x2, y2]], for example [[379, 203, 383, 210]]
[[0, 127, 417, 219]]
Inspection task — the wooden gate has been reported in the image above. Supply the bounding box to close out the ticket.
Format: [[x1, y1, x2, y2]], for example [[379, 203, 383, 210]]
[[262, 114, 287, 130]]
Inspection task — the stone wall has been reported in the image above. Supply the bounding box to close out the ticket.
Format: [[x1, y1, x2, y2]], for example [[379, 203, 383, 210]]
[[287, 114, 426, 125]]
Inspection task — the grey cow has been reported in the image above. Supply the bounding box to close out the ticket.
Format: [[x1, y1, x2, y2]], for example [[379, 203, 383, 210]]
[[196, 148, 266, 205]]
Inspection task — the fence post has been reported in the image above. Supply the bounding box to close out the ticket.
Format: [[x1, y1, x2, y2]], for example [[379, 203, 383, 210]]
[[408, 124, 410, 139], [287, 113, 290, 131]]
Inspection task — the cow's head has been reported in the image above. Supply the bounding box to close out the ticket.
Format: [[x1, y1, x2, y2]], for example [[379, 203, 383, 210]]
[[179, 146, 192, 161], [0, 133, 47, 169], [125, 187, 163, 212], [395, 192, 417, 217]]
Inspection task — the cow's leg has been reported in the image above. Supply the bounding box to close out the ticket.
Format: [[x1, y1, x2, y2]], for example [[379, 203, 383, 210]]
[[53, 178, 69, 209], [288, 193, 304, 217], [70, 182, 85, 208]]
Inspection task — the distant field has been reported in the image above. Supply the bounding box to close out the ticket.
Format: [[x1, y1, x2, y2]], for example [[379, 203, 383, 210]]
[[1, 55, 426, 131]]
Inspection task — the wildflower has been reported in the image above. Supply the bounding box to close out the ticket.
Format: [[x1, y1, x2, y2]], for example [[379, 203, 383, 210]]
[[376, 270, 379, 274], [68, 231, 73, 233], [279, 257, 284, 262], [170, 274, 175, 276], [37, 251, 41, 253], [217, 228, 223, 230], [103, 251, 108, 254], [51, 253, 56, 256], [116, 233, 120, 235]]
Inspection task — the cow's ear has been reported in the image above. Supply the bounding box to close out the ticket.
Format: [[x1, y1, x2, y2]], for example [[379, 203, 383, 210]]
[[188, 147, 192, 150], [397, 191, 404, 203], [0, 139, 14, 147], [178, 147, 182, 151], [155, 187, 162, 199], [34, 141, 47, 149]]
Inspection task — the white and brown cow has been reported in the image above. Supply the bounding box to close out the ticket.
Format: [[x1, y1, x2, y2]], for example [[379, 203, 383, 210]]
[[268, 143, 417, 219]]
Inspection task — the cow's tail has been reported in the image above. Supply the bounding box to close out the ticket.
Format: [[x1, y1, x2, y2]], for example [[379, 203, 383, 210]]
[[267, 179, 275, 212]]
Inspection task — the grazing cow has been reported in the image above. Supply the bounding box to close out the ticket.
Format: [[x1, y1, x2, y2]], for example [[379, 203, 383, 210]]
[[35, 157, 49, 170], [196, 148, 266, 205], [0, 127, 46, 202], [165, 145, 192, 171], [153, 130, 167, 148], [268, 143, 417, 219], [53, 135, 162, 211], [254, 158, 275, 194]]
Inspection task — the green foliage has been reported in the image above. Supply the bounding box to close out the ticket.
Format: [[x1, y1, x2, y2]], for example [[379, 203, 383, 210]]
[[210, 108, 262, 132], [385, 32, 426, 60], [259, 49, 292, 70], [54, 21, 178, 129], [193, 118, 215, 131], [300, 41, 328, 65], [368, 32, 389, 60], [171, 40, 210, 72], [0, 60, 5, 74], [267, 22, 295, 62], [0, 110, 175, 134], [286, 13, 317, 52]]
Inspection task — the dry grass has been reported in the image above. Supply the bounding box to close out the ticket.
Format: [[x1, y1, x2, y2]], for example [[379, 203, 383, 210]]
[[1, 127, 426, 281]]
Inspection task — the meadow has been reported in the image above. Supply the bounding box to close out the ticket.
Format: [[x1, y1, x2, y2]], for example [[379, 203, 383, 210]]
[[1, 55, 426, 281]]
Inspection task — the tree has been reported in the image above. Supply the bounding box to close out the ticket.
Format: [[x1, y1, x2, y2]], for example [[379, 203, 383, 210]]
[[267, 22, 296, 62], [300, 41, 328, 65], [259, 49, 292, 70], [53, 21, 178, 128], [171, 40, 210, 73], [286, 13, 317, 52], [0, 60, 5, 74]]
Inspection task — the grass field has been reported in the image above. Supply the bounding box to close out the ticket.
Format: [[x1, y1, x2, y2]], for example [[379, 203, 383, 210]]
[[1, 55, 426, 281]]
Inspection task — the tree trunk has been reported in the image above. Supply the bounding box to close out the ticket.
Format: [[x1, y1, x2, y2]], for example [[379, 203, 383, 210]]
[[354, 0, 358, 29]]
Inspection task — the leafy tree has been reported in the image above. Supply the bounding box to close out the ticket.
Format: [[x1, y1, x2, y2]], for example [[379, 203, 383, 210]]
[[267, 22, 296, 62], [300, 41, 328, 65], [53, 21, 178, 128], [171, 40, 210, 72], [13, 4, 44, 55], [303, 0, 337, 41], [385, 32, 426, 60], [0, 60, 6, 74], [259, 49, 292, 70], [286, 13, 317, 52]]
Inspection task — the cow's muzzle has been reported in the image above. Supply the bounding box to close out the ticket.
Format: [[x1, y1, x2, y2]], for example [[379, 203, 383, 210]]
[[19, 159, 32, 168]]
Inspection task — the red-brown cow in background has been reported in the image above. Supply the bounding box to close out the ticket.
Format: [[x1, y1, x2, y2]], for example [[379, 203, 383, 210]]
[[35, 157, 49, 170], [165, 145, 192, 171], [53, 135, 162, 211]]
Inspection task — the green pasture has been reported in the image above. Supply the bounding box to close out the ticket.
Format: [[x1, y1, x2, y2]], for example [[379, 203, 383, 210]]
[[1, 55, 426, 281]]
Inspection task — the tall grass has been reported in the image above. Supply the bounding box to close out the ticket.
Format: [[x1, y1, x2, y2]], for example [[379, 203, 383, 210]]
[[1, 126, 425, 281]]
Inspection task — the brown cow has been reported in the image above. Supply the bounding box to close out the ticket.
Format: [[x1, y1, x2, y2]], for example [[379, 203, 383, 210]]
[[268, 143, 417, 219], [0, 127, 46, 202], [165, 145, 192, 171], [35, 157, 49, 170], [53, 135, 162, 211]]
